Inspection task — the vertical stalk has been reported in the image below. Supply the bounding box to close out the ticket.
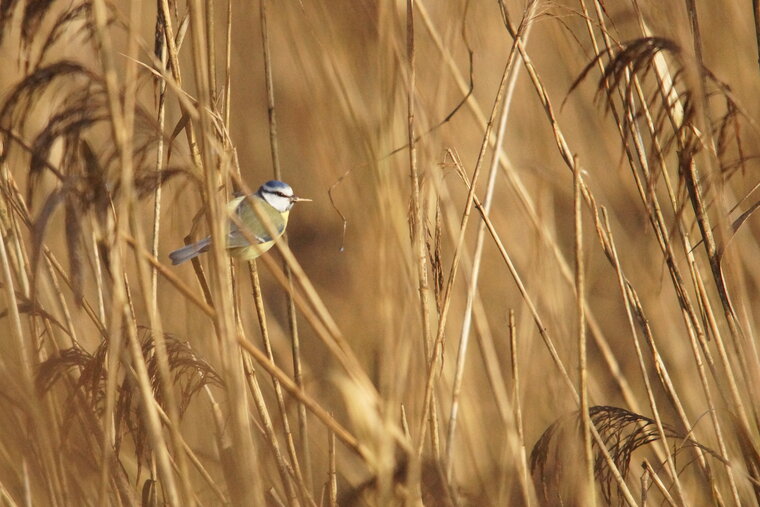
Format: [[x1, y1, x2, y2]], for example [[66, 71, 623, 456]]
[[445, 3, 536, 479], [258, 0, 312, 489], [186, 0, 261, 504], [575, 159, 595, 506], [328, 422, 337, 506], [406, 0, 439, 460], [416, 24, 522, 461], [509, 310, 533, 506], [90, 0, 184, 503], [151, 4, 168, 313]]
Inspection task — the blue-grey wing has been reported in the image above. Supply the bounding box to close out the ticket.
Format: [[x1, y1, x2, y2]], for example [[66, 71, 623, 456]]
[[225, 197, 285, 248], [226, 223, 271, 248]]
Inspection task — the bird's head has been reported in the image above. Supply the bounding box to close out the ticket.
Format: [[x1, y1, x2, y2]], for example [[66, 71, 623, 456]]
[[257, 180, 311, 212]]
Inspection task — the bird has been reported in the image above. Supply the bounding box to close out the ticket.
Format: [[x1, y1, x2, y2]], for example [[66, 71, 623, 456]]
[[168, 180, 310, 265]]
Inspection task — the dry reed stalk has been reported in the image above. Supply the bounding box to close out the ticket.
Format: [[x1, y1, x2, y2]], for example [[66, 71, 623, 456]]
[[257, 0, 312, 494], [225, 172, 382, 407], [151, 5, 168, 314], [509, 310, 534, 506], [3, 0, 760, 503], [328, 422, 337, 507], [455, 159, 638, 505], [415, 14, 526, 461], [236, 336, 370, 461], [186, 0, 261, 503], [573, 15, 711, 502], [0, 219, 31, 381], [451, 153, 576, 398], [151, 401, 228, 504], [158, 0, 201, 167], [575, 157, 596, 506], [498, 5, 738, 502], [446, 2, 537, 479], [417, 0, 642, 422], [584, 5, 748, 499], [575, 1, 691, 500], [431, 156, 512, 424], [90, 1, 186, 504], [641, 459, 677, 506], [600, 207, 688, 500], [240, 352, 299, 505], [406, 0, 440, 461], [247, 261, 311, 505]]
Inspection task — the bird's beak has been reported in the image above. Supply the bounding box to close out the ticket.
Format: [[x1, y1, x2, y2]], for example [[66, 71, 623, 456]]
[[292, 196, 312, 202]]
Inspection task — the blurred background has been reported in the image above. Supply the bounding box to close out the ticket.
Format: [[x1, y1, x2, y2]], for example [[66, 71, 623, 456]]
[[2, 0, 760, 505]]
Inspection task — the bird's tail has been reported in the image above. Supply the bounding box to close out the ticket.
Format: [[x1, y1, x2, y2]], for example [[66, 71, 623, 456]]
[[169, 237, 211, 265]]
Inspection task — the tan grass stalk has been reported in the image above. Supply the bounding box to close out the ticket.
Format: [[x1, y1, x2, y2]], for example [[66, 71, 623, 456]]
[[638, 10, 756, 427], [432, 164, 528, 502], [617, 67, 734, 499], [111, 358, 226, 503], [0, 222, 68, 506], [451, 153, 576, 398], [405, 0, 440, 460], [0, 217, 32, 382], [0, 482, 17, 507], [41, 248, 107, 338], [205, 0, 217, 98], [247, 261, 310, 505], [415, 19, 524, 460], [122, 4, 195, 501], [0, 170, 30, 298], [585, 6, 745, 499], [125, 234, 215, 317], [158, 0, 202, 167], [491, 7, 723, 501], [224, 1, 232, 128], [509, 310, 534, 506], [446, 2, 537, 479], [236, 336, 370, 461], [416, 0, 641, 418], [600, 207, 687, 502], [576, 0, 688, 499], [152, 403, 228, 504], [575, 157, 596, 506], [226, 173, 378, 396], [258, 0, 312, 490], [328, 423, 337, 507], [151, 11, 168, 314], [90, 229, 107, 325], [577, 9, 715, 498], [681, 0, 741, 339], [641, 460, 677, 506], [89, 1, 182, 503], [241, 355, 299, 505], [432, 159, 512, 426], [456, 162, 638, 505], [185, 0, 262, 503]]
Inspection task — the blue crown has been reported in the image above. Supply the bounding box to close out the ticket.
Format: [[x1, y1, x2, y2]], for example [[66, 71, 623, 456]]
[[261, 180, 290, 192]]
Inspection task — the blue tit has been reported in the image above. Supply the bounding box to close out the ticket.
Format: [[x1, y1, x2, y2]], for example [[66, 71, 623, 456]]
[[169, 180, 310, 265]]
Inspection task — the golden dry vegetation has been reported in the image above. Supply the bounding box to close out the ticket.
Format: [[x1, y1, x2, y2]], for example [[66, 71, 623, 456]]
[[1, 0, 760, 505]]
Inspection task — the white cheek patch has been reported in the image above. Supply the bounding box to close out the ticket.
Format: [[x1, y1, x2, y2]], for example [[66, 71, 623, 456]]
[[266, 194, 293, 212]]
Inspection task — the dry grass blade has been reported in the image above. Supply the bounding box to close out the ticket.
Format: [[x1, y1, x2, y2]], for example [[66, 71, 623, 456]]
[[257, 0, 313, 494], [416, 11, 528, 460], [530, 406, 722, 506], [36, 330, 221, 448], [2, 0, 760, 504]]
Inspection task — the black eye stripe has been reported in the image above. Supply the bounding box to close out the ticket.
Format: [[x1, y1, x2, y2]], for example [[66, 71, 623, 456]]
[[263, 187, 293, 200]]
